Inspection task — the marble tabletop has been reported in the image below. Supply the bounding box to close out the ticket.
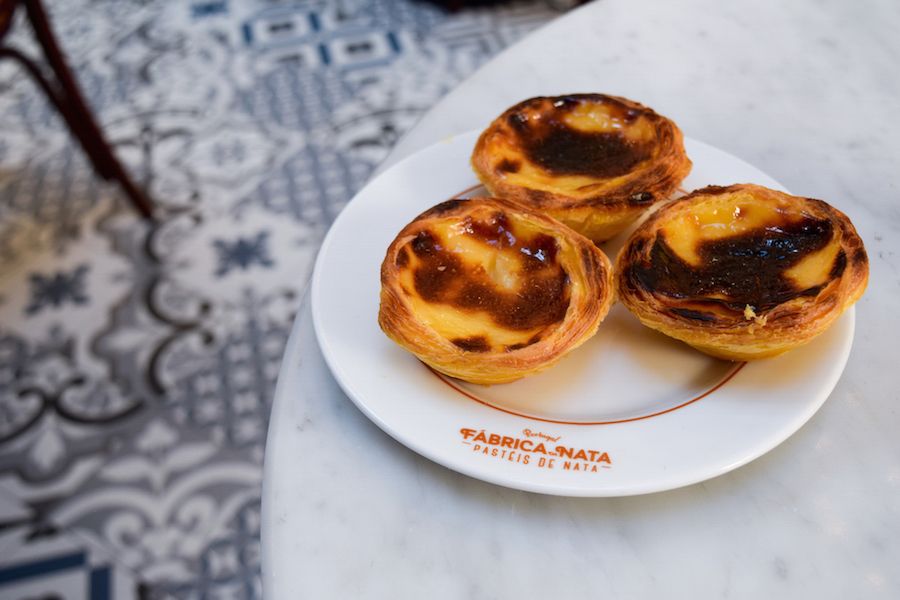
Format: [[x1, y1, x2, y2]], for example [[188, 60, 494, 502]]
[[261, 0, 900, 597]]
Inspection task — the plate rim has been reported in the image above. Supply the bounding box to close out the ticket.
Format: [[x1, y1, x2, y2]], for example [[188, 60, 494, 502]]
[[310, 130, 855, 497]]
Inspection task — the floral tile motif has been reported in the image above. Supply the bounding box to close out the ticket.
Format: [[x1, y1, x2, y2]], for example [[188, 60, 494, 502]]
[[0, 0, 566, 596], [49, 417, 262, 586], [0, 201, 143, 485]]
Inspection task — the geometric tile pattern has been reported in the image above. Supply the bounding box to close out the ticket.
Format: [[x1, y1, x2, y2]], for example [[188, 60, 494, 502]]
[[0, 0, 565, 596]]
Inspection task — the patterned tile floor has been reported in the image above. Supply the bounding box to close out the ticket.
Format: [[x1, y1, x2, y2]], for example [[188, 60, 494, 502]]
[[0, 0, 567, 597]]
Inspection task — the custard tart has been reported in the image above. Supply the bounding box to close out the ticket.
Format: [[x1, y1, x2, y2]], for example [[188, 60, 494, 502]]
[[379, 197, 614, 384], [615, 184, 868, 360], [471, 94, 692, 243]]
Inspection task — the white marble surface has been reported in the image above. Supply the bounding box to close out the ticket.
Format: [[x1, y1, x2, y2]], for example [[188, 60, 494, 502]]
[[262, 0, 900, 597]]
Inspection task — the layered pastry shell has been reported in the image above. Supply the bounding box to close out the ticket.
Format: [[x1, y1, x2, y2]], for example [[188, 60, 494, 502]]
[[471, 94, 692, 243], [615, 184, 868, 360], [379, 196, 614, 384]]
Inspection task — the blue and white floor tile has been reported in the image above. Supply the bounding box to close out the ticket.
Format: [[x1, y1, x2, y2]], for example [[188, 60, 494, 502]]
[[0, 0, 568, 596]]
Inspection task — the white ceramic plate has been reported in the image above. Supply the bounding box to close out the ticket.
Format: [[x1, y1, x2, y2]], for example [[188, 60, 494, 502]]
[[311, 131, 854, 497]]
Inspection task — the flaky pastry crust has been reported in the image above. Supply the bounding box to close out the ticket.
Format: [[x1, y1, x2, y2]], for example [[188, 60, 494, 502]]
[[615, 184, 868, 360], [471, 94, 692, 243], [379, 197, 614, 384]]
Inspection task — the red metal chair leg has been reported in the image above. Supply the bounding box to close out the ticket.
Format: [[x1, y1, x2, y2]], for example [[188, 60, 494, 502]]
[[0, 0, 154, 219]]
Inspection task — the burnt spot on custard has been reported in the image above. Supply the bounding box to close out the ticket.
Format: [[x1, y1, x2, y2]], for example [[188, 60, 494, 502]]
[[496, 158, 521, 173], [452, 336, 490, 352], [829, 249, 847, 279], [507, 112, 529, 133], [504, 333, 543, 352], [506, 95, 653, 179], [630, 217, 842, 314], [407, 212, 571, 333], [522, 125, 651, 179]]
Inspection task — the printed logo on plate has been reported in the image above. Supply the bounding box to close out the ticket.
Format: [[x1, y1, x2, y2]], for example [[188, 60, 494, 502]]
[[459, 427, 612, 474]]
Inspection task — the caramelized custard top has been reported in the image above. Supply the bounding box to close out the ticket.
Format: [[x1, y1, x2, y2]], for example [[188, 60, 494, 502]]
[[623, 189, 848, 319], [507, 95, 654, 179], [397, 209, 571, 352], [633, 217, 843, 313]]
